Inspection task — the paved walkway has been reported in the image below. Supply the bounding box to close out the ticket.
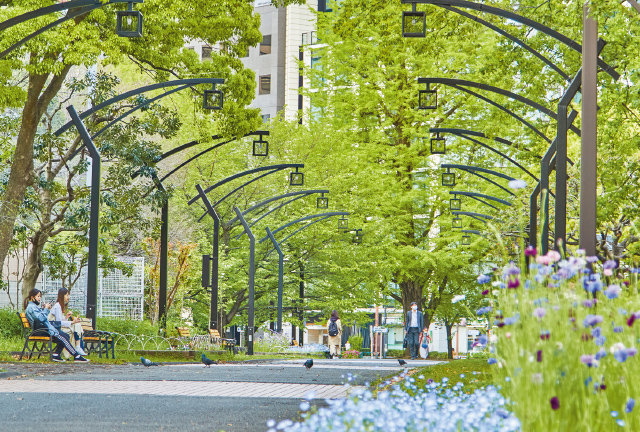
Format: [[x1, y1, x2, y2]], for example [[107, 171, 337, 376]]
[[0, 357, 444, 431]]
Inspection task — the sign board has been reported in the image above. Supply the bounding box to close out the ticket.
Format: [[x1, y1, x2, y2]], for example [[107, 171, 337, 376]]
[[372, 326, 388, 333]]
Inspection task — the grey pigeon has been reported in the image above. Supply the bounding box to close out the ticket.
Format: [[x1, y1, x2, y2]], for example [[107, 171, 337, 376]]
[[201, 353, 217, 367], [323, 351, 331, 359], [304, 359, 313, 370], [141, 356, 159, 367], [398, 359, 407, 366]]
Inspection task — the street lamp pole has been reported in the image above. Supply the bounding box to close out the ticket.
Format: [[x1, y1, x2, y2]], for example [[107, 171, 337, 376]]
[[234, 207, 256, 356]]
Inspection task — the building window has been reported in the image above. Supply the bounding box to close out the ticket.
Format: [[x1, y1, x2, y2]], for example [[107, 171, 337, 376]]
[[201, 45, 212, 61], [261, 114, 271, 122], [260, 35, 271, 55], [259, 75, 271, 95]]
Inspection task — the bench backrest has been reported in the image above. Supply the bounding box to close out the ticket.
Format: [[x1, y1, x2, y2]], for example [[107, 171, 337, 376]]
[[17, 312, 31, 329], [176, 327, 191, 337], [79, 317, 94, 332], [209, 329, 220, 338]]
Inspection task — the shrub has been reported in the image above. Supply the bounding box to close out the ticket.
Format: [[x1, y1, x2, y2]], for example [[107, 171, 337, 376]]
[[96, 317, 161, 336], [341, 350, 361, 359], [348, 335, 363, 351], [0, 308, 23, 339], [387, 349, 405, 358]]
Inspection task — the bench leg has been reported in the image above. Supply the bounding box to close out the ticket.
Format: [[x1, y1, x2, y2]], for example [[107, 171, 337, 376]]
[[19, 338, 29, 360]]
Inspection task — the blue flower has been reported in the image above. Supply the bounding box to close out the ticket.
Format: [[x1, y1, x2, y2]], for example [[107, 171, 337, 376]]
[[604, 260, 617, 270], [604, 284, 621, 299], [477, 274, 491, 284], [591, 327, 602, 338], [595, 349, 607, 361], [488, 358, 498, 364], [476, 306, 493, 315], [583, 315, 603, 327], [504, 314, 519, 325], [582, 274, 602, 294], [614, 326, 623, 333], [478, 334, 488, 346], [625, 398, 635, 413], [595, 336, 606, 346]]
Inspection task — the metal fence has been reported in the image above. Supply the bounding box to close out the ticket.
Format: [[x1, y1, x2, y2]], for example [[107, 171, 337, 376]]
[[42, 256, 144, 320]]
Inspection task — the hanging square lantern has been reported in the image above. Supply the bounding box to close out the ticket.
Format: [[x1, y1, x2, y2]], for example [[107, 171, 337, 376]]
[[431, 134, 445, 154], [203, 88, 223, 110], [402, 10, 426, 38], [452, 217, 462, 229], [116, 9, 143, 38], [353, 229, 363, 244], [317, 195, 329, 209], [462, 234, 471, 245], [252, 136, 269, 156], [419, 85, 437, 110], [338, 216, 348, 230], [442, 170, 455, 187], [450, 197, 461, 211], [290, 169, 304, 186]]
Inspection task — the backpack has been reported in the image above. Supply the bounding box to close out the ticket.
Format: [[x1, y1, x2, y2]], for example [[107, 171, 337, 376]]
[[328, 320, 339, 337]]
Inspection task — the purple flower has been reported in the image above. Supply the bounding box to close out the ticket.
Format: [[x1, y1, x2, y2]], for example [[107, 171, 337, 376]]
[[525, 246, 537, 257], [507, 278, 520, 289], [586, 256, 599, 263], [580, 354, 597, 367], [582, 274, 603, 294], [583, 314, 604, 327], [476, 306, 492, 315], [604, 284, 621, 299], [550, 396, 560, 410], [595, 349, 607, 361], [503, 263, 521, 276], [487, 358, 497, 365], [540, 330, 550, 340], [603, 260, 617, 270], [625, 398, 635, 413], [482, 289, 489, 296], [477, 274, 491, 284], [533, 307, 546, 319], [614, 326, 623, 333], [477, 334, 488, 346], [536, 350, 542, 362], [427, 378, 434, 384], [583, 299, 596, 308]]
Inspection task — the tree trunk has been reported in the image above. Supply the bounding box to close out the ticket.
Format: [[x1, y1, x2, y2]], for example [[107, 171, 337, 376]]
[[445, 322, 454, 359], [21, 231, 50, 299]]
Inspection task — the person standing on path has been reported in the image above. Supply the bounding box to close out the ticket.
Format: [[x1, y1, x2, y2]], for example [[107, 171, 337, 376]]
[[419, 326, 431, 359], [405, 302, 423, 360], [327, 310, 342, 359]]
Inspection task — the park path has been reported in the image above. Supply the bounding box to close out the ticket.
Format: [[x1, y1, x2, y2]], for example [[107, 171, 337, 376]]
[[0, 357, 443, 431]]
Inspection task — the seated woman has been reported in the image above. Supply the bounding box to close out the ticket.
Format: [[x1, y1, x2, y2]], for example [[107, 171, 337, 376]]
[[49, 288, 87, 356], [23, 288, 89, 363]]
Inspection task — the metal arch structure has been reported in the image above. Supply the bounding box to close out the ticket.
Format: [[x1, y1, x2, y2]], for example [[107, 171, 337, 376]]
[[55, 78, 224, 138], [452, 211, 501, 224], [0, 0, 143, 59], [403, 0, 619, 80], [449, 191, 512, 211], [231, 190, 330, 239], [419, 78, 581, 137], [258, 212, 349, 242], [264, 211, 349, 333], [441, 163, 515, 196]]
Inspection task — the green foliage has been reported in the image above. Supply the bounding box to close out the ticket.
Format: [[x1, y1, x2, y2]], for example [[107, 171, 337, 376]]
[[0, 308, 22, 339], [348, 335, 364, 352], [96, 317, 161, 336], [412, 359, 493, 394]]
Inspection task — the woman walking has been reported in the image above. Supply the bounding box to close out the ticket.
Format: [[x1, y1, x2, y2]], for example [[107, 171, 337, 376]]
[[327, 310, 342, 359]]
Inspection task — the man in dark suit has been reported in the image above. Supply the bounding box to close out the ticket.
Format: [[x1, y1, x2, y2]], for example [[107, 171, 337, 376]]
[[405, 301, 424, 360]]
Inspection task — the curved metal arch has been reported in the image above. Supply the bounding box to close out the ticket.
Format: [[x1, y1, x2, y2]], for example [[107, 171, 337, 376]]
[[55, 78, 224, 137], [432, 127, 542, 159], [264, 214, 348, 258], [442, 6, 569, 81], [404, 0, 619, 80], [449, 84, 550, 143], [420, 77, 581, 136], [462, 229, 487, 238], [442, 164, 514, 196], [450, 190, 512, 209], [432, 128, 540, 183], [258, 212, 350, 243], [188, 164, 304, 205], [234, 192, 323, 239], [453, 211, 502, 224], [159, 138, 235, 183]]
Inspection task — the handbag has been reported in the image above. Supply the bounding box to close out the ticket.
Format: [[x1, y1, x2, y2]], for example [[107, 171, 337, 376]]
[[403, 335, 408, 349]]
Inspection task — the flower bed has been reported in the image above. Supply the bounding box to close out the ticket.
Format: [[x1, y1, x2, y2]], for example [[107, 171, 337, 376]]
[[341, 350, 361, 359], [482, 249, 639, 430]]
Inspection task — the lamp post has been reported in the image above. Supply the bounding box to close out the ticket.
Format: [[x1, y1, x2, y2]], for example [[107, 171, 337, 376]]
[[233, 207, 256, 356]]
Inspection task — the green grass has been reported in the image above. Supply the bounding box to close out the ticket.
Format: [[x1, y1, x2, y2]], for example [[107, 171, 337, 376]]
[[411, 358, 493, 393]]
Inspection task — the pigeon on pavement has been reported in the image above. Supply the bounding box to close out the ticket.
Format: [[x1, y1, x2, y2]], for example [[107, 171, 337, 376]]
[[141, 356, 159, 367], [398, 359, 407, 366], [304, 359, 313, 370], [201, 353, 217, 367]]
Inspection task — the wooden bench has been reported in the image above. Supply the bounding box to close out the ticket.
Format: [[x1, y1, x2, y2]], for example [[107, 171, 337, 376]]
[[176, 326, 196, 349], [78, 318, 115, 359], [17, 312, 54, 360], [208, 329, 236, 352]]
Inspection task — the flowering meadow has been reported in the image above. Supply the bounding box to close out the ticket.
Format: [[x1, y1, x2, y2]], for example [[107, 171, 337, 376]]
[[484, 248, 640, 431], [270, 376, 520, 432]]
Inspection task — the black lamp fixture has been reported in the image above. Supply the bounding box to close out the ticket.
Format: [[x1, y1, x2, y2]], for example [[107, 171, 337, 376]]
[[352, 229, 363, 244], [462, 234, 471, 245], [338, 215, 348, 230], [203, 84, 223, 110], [252, 133, 269, 157], [116, 2, 143, 38], [450, 195, 461, 211], [442, 167, 455, 187], [289, 168, 304, 186], [452, 216, 462, 229], [317, 192, 329, 209], [418, 83, 437, 110], [402, 2, 426, 38], [431, 132, 445, 155]]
